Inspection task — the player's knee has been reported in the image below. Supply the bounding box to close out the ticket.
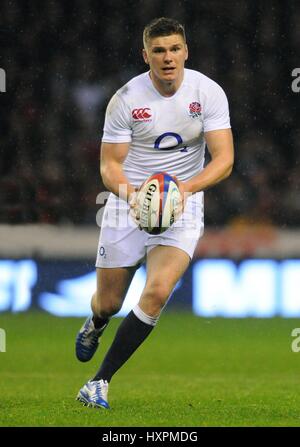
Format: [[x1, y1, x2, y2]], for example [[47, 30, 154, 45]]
[[142, 282, 170, 311], [92, 296, 122, 318]]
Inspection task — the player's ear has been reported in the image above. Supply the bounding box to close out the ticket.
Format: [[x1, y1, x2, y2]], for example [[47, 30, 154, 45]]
[[185, 44, 188, 61], [142, 48, 149, 65]]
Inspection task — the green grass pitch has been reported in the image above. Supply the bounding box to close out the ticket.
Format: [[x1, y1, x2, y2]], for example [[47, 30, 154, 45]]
[[0, 312, 300, 426]]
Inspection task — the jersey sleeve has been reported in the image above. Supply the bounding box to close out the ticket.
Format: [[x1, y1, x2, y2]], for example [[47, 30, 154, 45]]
[[102, 92, 132, 143], [203, 81, 231, 132]]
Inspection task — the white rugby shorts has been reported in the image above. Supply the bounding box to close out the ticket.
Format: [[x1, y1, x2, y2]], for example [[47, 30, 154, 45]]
[[95, 192, 204, 268]]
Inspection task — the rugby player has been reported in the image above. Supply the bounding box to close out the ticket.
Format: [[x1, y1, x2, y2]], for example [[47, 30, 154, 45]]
[[75, 17, 234, 409]]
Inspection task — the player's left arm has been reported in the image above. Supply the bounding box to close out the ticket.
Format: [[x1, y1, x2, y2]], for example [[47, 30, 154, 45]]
[[183, 128, 234, 194]]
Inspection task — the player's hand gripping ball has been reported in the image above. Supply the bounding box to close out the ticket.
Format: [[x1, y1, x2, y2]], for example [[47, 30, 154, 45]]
[[132, 172, 182, 234]]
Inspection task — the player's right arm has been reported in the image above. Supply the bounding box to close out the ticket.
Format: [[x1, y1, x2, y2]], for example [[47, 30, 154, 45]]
[[101, 142, 141, 226], [100, 142, 136, 202]]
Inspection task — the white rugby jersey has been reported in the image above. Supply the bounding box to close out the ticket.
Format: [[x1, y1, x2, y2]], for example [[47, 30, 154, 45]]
[[102, 68, 231, 187]]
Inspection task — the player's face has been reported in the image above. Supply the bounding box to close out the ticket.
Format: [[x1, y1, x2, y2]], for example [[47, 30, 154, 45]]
[[143, 34, 188, 92]]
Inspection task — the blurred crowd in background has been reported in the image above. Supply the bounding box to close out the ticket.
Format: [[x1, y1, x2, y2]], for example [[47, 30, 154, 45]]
[[0, 0, 299, 227]]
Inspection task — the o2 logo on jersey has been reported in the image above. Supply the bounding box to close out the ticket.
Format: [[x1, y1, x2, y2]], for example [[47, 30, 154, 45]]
[[99, 246, 107, 259], [132, 107, 152, 121], [189, 102, 202, 118], [154, 132, 188, 152]]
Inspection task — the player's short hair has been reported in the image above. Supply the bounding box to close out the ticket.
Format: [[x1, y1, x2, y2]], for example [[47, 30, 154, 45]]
[[143, 17, 186, 48]]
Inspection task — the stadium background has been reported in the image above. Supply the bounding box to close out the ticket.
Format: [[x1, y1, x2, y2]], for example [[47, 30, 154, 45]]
[[1, 0, 300, 427]]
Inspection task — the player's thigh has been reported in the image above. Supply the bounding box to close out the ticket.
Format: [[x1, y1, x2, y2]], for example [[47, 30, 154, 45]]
[[140, 245, 190, 308], [94, 266, 137, 313]]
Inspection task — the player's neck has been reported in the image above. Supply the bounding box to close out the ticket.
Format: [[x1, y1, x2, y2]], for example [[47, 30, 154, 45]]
[[149, 72, 184, 97]]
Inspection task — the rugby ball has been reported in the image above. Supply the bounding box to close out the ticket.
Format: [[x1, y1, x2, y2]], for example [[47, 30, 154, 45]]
[[136, 172, 181, 234]]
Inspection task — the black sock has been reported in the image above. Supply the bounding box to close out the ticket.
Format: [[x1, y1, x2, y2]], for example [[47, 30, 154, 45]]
[[92, 315, 109, 330], [93, 310, 155, 382]]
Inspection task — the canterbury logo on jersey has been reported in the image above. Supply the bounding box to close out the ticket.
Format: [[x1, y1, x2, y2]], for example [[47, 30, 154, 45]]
[[132, 108, 152, 121]]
